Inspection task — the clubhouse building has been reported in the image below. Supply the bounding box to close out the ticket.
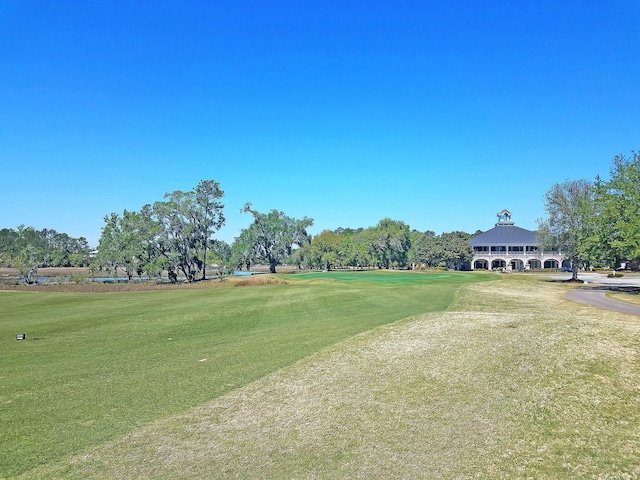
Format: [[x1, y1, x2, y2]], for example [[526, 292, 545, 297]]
[[469, 210, 568, 271]]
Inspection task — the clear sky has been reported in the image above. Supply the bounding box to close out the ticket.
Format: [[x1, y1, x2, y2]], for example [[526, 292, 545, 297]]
[[1, 1, 639, 247]]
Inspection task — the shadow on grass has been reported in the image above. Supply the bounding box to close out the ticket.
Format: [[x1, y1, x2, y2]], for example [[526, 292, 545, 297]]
[[582, 285, 640, 294], [545, 278, 586, 284]]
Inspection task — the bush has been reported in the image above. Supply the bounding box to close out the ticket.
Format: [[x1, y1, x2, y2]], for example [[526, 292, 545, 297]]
[[67, 272, 88, 284], [607, 272, 624, 278]]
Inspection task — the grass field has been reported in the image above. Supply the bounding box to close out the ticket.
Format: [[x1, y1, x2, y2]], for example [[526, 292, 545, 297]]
[[1, 270, 493, 478], [608, 289, 640, 306], [2, 271, 640, 478]]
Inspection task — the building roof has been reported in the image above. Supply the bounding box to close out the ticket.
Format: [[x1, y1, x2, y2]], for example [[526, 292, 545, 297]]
[[469, 225, 537, 246]]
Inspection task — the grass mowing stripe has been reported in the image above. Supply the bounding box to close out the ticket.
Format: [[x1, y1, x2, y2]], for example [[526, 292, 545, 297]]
[[0, 271, 492, 477], [17, 274, 640, 479]]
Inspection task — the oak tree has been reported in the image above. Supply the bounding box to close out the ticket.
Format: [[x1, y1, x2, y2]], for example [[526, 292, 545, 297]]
[[240, 204, 313, 273]]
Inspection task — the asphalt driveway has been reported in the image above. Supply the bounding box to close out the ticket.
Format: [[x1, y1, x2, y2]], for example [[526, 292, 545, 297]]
[[550, 272, 640, 316]]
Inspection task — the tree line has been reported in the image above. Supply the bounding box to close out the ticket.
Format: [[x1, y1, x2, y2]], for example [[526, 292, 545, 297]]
[[10, 148, 636, 284], [94, 182, 474, 280], [1, 179, 475, 283], [286, 223, 473, 272], [92, 181, 316, 280], [539, 150, 640, 280], [0, 226, 90, 283]]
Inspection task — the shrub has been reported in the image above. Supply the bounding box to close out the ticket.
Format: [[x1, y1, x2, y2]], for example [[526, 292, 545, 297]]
[[67, 272, 88, 284]]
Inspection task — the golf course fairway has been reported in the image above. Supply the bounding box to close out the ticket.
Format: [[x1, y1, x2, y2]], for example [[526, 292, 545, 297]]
[[1, 270, 491, 477]]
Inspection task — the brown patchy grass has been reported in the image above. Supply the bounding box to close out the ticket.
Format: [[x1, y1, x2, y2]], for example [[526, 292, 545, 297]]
[[612, 293, 640, 305], [608, 290, 640, 306], [0, 266, 91, 277], [15, 276, 640, 479]]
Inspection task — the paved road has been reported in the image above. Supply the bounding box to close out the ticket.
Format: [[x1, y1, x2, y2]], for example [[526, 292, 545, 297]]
[[549, 273, 640, 316], [566, 288, 640, 316], [546, 272, 640, 286]]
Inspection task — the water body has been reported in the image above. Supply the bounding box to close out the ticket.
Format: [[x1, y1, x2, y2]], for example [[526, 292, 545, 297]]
[[35, 271, 263, 283]]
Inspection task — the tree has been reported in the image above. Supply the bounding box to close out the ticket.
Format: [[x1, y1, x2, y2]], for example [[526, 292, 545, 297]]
[[208, 239, 232, 267], [0, 226, 90, 280], [409, 230, 439, 268], [240, 204, 313, 273], [437, 231, 473, 270], [231, 229, 257, 271], [538, 179, 598, 280], [337, 228, 363, 268], [18, 228, 91, 268], [93, 179, 225, 283], [307, 230, 342, 270], [367, 218, 411, 269], [44, 231, 90, 267], [342, 228, 372, 268], [14, 226, 44, 284], [595, 151, 640, 266], [152, 180, 225, 282], [95, 209, 157, 281], [0, 228, 19, 251], [0, 228, 19, 267], [287, 245, 309, 270], [193, 180, 226, 280], [15, 245, 40, 284]]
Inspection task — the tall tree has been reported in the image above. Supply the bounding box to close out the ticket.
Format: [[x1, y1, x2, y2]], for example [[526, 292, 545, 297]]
[[368, 218, 411, 269], [14, 245, 40, 284], [438, 231, 473, 270], [14, 226, 44, 284], [337, 228, 363, 268], [95, 209, 158, 281], [193, 180, 226, 279], [231, 229, 257, 271], [409, 230, 439, 268], [152, 180, 225, 282], [307, 230, 342, 270], [0, 228, 19, 266], [36, 229, 90, 267], [344, 228, 372, 268], [1, 226, 90, 277], [538, 179, 598, 280], [595, 151, 640, 266], [241, 204, 313, 273], [93, 179, 225, 283]]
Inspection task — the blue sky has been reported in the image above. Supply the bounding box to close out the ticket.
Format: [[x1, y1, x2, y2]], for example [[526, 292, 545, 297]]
[[1, 1, 639, 247]]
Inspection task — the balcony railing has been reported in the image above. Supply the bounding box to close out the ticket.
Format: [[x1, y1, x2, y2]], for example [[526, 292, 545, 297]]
[[472, 251, 564, 256]]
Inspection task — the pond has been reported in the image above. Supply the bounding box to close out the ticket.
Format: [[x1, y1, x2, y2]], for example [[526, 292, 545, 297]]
[[33, 271, 265, 283]]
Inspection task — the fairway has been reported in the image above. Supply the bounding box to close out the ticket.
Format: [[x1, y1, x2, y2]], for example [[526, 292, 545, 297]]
[[294, 270, 452, 284], [0, 271, 490, 478]]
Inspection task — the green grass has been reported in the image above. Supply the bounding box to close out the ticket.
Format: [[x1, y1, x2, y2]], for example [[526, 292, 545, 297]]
[[0, 271, 491, 478], [30, 274, 640, 480], [294, 269, 452, 284], [607, 290, 640, 305]]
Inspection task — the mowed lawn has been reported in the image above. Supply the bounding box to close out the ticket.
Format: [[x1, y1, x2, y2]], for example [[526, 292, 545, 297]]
[[0, 271, 490, 478], [33, 274, 637, 480]]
